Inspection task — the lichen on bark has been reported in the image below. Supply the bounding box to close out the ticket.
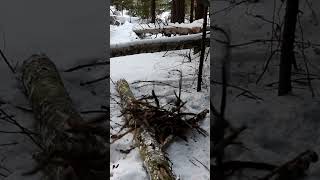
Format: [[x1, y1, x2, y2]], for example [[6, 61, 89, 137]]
[[22, 54, 108, 180], [116, 79, 176, 180]]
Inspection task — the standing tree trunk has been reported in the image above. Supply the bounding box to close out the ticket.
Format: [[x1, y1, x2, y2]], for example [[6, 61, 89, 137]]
[[22, 54, 108, 180], [171, 0, 176, 23], [190, 0, 195, 22], [195, 0, 205, 20], [171, 0, 185, 23], [197, 5, 208, 92], [151, 0, 156, 23], [278, 0, 299, 96]]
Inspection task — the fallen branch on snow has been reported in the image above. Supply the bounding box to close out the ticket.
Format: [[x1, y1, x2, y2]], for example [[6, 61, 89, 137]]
[[113, 79, 208, 180], [260, 150, 318, 180]]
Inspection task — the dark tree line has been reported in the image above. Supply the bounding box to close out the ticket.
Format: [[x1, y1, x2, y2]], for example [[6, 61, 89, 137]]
[[111, 0, 208, 24], [171, 0, 207, 23]]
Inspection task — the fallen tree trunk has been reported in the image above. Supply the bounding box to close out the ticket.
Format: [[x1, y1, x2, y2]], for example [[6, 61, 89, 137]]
[[133, 26, 210, 37], [21, 54, 108, 180], [116, 79, 175, 180], [111, 33, 209, 57]]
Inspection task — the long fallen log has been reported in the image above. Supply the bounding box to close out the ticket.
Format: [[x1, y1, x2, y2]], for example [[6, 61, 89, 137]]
[[111, 33, 210, 57], [21, 54, 108, 180], [133, 25, 210, 37], [116, 79, 176, 180]]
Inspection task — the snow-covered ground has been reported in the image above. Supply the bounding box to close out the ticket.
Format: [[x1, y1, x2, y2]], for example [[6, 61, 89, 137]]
[[110, 10, 210, 180], [212, 0, 320, 179], [0, 1, 107, 179]]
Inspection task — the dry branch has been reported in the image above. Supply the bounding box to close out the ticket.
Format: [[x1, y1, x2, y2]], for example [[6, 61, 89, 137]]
[[64, 61, 109, 72], [116, 79, 175, 180], [0, 48, 15, 73], [115, 79, 208, 179], [260, 150, 318, 180], [212, 126, 246, 158]]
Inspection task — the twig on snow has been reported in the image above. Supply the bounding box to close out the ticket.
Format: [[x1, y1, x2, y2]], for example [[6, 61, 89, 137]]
[[0, 48, 15, 73], [80, 74, 109, 86], [64, 61, 109, 72]]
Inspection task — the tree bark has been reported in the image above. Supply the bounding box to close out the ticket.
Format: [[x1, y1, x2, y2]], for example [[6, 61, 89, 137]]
[[133, 25, 209, 37], [116, 79, 175, 180], [278, 0, 299, 96], [195, 0, 205, 20], [197, 6, 208, 92], [171, 0, 176, 23], [261, 150, 318, 180], [171, 0, 185, 23], [111, 34, 209, 57], [151, 0, 156, 23], [190, 0, 195, 23], [22, 54, 108, 180]]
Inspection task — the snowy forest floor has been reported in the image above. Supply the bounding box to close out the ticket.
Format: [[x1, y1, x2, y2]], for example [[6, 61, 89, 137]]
[[0, 2, 107, 179], [212, 1, 320, 179], [110, 16, 210, 179]]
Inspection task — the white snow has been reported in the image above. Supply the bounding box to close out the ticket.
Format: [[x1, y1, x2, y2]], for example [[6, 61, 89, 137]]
[[111, 22, 140, 44], [159, 11, 171, 22], [110, 10, 210, 180], [0, 1, 107, 179], [111, 33, 209, 50], [212, 0, 320, 179]]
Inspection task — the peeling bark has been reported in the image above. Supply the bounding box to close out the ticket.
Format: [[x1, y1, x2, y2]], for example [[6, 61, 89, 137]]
[[22, 54, 108, 180], [116, 79, 175, 180]]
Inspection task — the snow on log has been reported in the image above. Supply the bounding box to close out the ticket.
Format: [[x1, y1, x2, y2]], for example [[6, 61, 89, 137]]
[[111, 33, 209, 57], [133, 25, 210, 37], [132, 19, 209, 37], [22, 54, 108, 180], [116, 79, 176, 180]]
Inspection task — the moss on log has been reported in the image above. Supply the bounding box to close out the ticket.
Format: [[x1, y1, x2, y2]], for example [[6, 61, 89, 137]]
[[22, 54, 108, 180], [116, 79, 175, 180]]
